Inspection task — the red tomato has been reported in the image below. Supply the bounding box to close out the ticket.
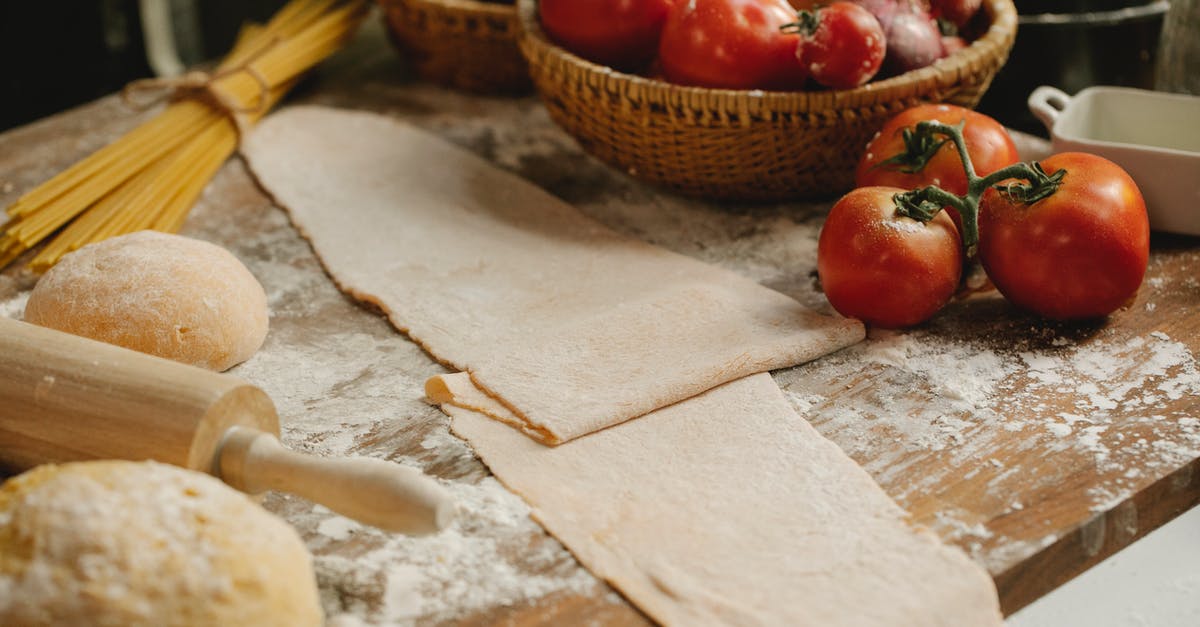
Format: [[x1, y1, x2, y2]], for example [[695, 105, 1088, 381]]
[[979, 153, 1150, 320], [818, 186, 963, 328], [659, 0, 809, 90], [797, 2, 886, 89], [856, 104, 1019, 195], [539, 0, 678, 71]]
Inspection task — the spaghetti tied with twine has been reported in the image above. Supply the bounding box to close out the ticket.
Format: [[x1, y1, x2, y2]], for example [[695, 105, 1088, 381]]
[[0, 0, 367, 272]]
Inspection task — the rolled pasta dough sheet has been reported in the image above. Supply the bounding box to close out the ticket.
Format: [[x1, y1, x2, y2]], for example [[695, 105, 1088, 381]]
[[448, 375, 1002, 626], [242, 106, 863, 444]]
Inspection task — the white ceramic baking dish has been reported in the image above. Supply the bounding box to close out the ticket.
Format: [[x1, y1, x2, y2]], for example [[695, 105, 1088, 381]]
[[1028, 85, 1200, 236]]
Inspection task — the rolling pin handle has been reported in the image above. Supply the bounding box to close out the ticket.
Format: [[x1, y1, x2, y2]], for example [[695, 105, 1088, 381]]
[[216, 427, 457, 535]]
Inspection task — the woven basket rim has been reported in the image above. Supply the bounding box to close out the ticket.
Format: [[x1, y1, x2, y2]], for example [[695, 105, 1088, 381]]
[[515, 0, 1018, 109], [379, 0, 515, 19]]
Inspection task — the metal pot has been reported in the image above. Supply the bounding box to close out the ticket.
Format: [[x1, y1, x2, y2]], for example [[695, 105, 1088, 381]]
[[976, 0, 1169, 134]]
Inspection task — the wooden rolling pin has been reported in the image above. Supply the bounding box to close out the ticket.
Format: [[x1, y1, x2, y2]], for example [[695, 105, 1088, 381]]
[[0, 317, 456, 535]]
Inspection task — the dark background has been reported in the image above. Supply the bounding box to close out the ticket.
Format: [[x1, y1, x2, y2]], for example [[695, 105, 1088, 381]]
[[0, 0, 288, 131], [977, 0, 1168, 133]]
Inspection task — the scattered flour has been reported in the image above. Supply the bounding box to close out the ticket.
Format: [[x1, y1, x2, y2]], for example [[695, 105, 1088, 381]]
[[0, 291, 27, 319], [881, 219, 925, 234], [778, 322, 1200, 565], [801, 327, 1196, 465], [309, 478, 600, 625], [780, 328, 1019, 466], [935, 510, 995, 541], [317, 514, 358, 542], [982, 533, 1061, 573], [1046, 423, 1073, 438]]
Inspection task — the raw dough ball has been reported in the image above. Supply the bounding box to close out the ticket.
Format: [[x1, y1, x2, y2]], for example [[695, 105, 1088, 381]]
[[24, 231, 269, 371], [0, 460, 322, 627]]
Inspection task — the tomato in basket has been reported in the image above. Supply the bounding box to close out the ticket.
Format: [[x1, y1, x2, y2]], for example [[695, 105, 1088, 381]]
[[791, 1, 887, 89], [539, 0, 679, 71], [658, 0, 809, 90]]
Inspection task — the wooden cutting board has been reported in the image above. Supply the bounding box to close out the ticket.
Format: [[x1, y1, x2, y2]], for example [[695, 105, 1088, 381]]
[[0, 21, 1196, 624]]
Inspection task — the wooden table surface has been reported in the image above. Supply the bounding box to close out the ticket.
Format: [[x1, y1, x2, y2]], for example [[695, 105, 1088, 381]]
[[1, 19, 1197, 625]]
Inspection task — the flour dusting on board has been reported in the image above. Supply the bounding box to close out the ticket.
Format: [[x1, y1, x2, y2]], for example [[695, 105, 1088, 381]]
[[308, 479, 600, 625], [0, 291, 28, 319], [779, 325, 1200, 567]]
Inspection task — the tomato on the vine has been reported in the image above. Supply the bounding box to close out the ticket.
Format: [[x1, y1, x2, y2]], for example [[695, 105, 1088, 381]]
[[978, 152, 1150, 320], [856, 104, 1019, 196], [794, 2, 886, 89], [658, 0, 809, 90], [818, 186, 963, 328], [539, 0, 679, 71]]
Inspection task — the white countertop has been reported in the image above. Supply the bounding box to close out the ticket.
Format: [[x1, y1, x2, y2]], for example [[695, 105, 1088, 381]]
[[1009, 503, 1200, 626]]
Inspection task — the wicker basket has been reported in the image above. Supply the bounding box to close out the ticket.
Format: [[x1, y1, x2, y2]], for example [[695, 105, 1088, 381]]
[[516, 0, 1018, 201], [380, 0, 530, 94]]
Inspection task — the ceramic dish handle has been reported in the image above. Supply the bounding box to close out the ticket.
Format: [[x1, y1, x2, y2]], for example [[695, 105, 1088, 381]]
[[1028, 86, 1072, 133]]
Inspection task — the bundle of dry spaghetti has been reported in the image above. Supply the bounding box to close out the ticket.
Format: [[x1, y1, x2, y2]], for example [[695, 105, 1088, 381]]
[[0, 0, 368, 272]]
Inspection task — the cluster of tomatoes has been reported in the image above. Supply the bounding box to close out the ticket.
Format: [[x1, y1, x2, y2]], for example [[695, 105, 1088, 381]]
[[539, 0, 984, 91], [818, 105, 1150, 328]]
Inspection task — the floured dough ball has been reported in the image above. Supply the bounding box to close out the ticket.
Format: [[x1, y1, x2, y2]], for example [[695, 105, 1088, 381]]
[[24, 231, 269, 371], [0, 460, 322, 627]]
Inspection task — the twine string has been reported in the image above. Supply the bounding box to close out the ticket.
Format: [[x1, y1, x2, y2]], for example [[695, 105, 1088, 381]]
[[121, 46, 275, 142]]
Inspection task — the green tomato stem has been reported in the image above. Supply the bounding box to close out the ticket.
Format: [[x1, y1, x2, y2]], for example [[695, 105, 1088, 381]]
[[876, 124, 953, 174], [780, 11, 821, 37], [890, 121, 1064, 259]]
